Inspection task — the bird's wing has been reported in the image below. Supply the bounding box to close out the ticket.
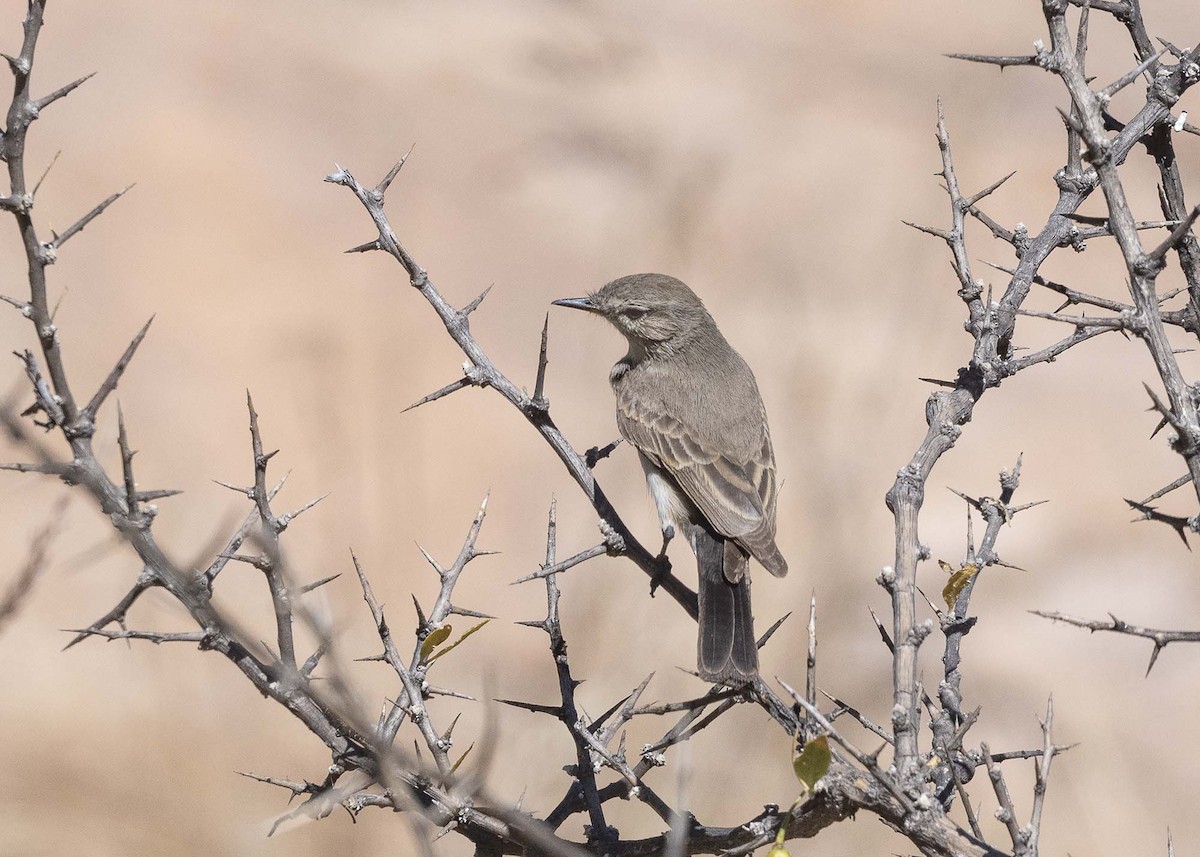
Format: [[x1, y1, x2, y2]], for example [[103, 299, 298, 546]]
[[616, 397, 770, 541]]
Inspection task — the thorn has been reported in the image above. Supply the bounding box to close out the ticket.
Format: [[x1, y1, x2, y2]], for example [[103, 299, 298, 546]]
[[1157, 37, 1185, 58], [963, 171, 1016, 208], [33, 71, 97, 110], [297, 573, 341, 595], [1056, 105, 1085, 135], [1146, 642, 1165, 677], [135, 488, 182, 502], [116, 405, 139, 517], [344, 238, 381, 254], [400, 376, 475, 414], [1146, 204, 1200, 267], [442, 711, 462, 741], [213, 479, 253, 498], [0, 461, 72, 476], [944, 52, 1041, 68], [495, 698, 562, 717], [757, 612, 791, 648], [277, 493, 330, 529], [416, 543, 445, 576], [0, 293, 30, 314], [50, 184, 134, 250], [84, 316, 154, 419], [461, 284, 493, 317], [1099, 49, 1166, 100], [532, 312, 550, 408], [376, 143, 416, 196], [449, 605, 494, 620], [902, 220, 952, 241]]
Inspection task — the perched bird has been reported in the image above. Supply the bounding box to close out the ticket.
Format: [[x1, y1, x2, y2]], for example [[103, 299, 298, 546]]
[[553, 273, 787, 684]]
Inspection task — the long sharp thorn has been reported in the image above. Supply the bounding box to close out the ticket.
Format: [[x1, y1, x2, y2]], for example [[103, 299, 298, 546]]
[[1056, 105, 1085, 135], [532, 312, 550, 407], [902, 220, 952, 240], [0, 293, 29, 313], [944, 52, 1041, 68], [213, 479, 253, 497], [0, 461, 71, 475], [417, 543, 444, 576], [117, 406, 138, 515], [442, 712, 462, 741], [1147, 204, 1200, 265], [449, 605, 495, 620], [278, 493, 330, 528], [85, 316, 154, 419], [135, 489, 182, 502], [401, 376, 474, 414], [298, 573, 341, 595], [963, 171, 1016, 208], [495, 698, 562, 717], [344, 238, 381, 254], [461, 284, 492, 316], [1074, 4, 1089, 67], [1100, 50, 1166, 100], [33, 71, 96, 110], [376, 143, 416, 196], [1140, 473, 1193, 504], [757, 611, 791, 648], [868, 605, 895, 650], [1157, 37, 1185, 58], [51, 185, 134, 250], [1146, 642, 1165, 676]]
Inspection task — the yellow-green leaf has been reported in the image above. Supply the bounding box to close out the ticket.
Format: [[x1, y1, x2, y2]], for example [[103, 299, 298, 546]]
[[766, 845, 791, 857], [941, 562, 979, 609], [792, 735, 831, 793], [419, 625, 453, 661], [427, 620, 490, 664]]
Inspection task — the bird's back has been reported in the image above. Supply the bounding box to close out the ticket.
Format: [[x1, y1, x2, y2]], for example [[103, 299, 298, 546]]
[[613, 319, 787, 576]]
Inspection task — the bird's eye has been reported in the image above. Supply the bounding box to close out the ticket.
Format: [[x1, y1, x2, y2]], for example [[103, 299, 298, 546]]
[[621, 307, 649, 320]]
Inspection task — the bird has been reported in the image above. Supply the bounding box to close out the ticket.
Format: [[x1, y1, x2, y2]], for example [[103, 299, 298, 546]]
[[553, 273, 787, 684]]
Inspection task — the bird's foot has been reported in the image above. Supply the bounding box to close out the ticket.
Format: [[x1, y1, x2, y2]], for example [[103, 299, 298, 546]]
[[649, 525, 674, 596]]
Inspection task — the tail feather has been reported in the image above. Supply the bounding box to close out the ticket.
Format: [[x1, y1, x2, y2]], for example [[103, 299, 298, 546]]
[[693, 524, 758, 684]]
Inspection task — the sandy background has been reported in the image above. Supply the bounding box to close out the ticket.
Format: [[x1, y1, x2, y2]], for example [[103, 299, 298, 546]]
[[0, 1, 1197, 855]]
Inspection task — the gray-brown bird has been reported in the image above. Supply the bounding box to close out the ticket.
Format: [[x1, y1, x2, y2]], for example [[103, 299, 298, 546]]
[[553, 273, 787, 684]]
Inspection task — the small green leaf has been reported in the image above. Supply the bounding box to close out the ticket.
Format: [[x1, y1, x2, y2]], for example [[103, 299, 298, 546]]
[[941, 562, 979, 609], [419, 625, 453, 661], [792, 735, 831, 793], [427, 620, 490, 664], [766, 845, 791, 857]]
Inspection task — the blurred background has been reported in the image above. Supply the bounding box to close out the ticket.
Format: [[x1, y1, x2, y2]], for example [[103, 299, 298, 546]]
[[0, 1, 1197, 854]]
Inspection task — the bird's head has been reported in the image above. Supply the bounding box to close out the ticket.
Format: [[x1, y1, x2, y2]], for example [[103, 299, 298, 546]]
[[553, 273, 710, 350]]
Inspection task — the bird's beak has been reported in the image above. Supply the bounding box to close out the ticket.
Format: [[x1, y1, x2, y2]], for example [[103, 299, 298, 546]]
[[551, 296, 598, 313]]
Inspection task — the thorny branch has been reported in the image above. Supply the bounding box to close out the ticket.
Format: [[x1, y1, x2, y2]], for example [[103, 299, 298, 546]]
[[2, 1, 1197, 856], [881, 0, 1200, 851]]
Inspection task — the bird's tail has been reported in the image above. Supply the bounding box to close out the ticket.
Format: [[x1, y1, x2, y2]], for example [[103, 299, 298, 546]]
[[693, 524, 758, 684]]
